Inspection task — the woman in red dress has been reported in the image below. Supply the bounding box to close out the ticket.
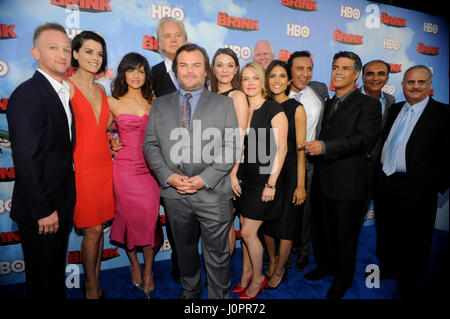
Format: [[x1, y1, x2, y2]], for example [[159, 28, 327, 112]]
[[67, 31, 115, 299]]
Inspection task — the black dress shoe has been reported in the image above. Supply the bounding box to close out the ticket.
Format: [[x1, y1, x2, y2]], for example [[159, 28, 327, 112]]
[[295, 255, 309, 272], [180, 293, 201, 299], [304, 268, 327, 281], [326, 285, 348, 299]]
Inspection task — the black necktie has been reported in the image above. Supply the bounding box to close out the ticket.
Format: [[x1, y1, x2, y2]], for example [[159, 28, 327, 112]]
[[181, 93, 192, 128]]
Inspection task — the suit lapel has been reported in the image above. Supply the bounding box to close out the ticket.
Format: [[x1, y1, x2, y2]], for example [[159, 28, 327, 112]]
[[407, 98, 433, 145], [191, 89, 210, 126], [169, 91, 183, 128]]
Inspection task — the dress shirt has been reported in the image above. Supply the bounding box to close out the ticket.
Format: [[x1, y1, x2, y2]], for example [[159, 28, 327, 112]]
[[37, 68, 72, 141], [289, 85, 322, 141], [362, 86, 386, 115], [381, 96, 429, 173], [164, 57, 179, 90], [179, 87, 203, 121]]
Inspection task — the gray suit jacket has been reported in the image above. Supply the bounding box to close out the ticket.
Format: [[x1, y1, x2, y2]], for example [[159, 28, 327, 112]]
[[143, 88, 239, 203]]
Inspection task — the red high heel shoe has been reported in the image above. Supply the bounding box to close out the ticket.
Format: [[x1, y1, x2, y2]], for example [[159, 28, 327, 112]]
[[232, 275, 252, 294], [238, 275, 268, 299]]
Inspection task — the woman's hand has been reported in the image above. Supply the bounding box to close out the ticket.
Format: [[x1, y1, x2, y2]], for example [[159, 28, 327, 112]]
[[262, 186, 276, 202], [292, 186, 306, 206], [230, 173, 242, 198]]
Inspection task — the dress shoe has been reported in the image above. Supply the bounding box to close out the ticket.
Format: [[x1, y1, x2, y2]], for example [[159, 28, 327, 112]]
[[304, 268, 327, 281], [295, 255, 309, 272], [326, 284, 348, 300], [143, 289, 153, 299], [238, 276, 268, 299], [266, 269, 287, 290], [232, 275, 252, 294], [180, 293, 201, 299]]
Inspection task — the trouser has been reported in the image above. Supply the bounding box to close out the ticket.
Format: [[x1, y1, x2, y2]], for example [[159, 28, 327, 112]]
[[163, 197, 233, 299]]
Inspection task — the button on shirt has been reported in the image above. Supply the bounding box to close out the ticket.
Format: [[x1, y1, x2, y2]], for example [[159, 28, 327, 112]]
[[289, 85, 322, 141], [37, 68, 72, 141], [381, 96, 429, 173]]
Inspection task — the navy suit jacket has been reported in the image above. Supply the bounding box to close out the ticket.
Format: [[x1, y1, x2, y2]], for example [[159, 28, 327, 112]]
[[6, 71, 76, 226], [151, 61, 177, 98]]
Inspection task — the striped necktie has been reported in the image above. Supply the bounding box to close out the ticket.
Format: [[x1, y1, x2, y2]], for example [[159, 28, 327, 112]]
[[181, 92, 192, 128], [382, 107, 413, 176]]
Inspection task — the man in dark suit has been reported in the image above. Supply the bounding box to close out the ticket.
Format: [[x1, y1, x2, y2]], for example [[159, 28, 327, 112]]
[[152, 17, 187, 97], [301, 51, 381, 299], [6, 23, 76, 299], [361, 59, 396, 220], [287, 50, 329, 272], [373, 65, 448, 298], [144, 44, 239, 298]]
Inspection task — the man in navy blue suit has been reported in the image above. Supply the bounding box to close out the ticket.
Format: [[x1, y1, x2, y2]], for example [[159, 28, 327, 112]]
[[6, 22, 76, 299]]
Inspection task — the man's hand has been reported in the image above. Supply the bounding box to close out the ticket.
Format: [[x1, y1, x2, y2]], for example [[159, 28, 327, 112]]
[[177, 175, 206, 194], [301, 140, 323, 156], [168, 173, 194, 194], [38, 211, 59, 235]]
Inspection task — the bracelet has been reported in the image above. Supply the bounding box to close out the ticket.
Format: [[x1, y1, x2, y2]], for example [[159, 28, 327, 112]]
[[265, 183, 276, 190]]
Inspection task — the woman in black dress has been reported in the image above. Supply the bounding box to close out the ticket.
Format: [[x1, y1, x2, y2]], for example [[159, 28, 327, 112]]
[[234, 62, 288, 299], [210, 48, 249, 256], [262, 60, 307, 289]]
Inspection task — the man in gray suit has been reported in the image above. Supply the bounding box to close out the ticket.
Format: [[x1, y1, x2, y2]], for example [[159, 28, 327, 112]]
[[144, 43, 239, 299], [361, 59, 396, 222]]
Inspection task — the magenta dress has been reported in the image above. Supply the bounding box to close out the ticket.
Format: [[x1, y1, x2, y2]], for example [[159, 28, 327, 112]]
[[110, 114, 162, 250]]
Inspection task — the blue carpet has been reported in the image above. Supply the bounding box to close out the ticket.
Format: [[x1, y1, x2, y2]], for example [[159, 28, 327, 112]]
[[1, 225, 448, 300]]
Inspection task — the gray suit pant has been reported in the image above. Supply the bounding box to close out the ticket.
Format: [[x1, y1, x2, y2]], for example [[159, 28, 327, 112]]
[[163, 197, 233, 299]]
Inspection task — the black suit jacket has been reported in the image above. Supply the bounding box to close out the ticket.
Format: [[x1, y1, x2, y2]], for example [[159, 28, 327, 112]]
[[314, 89, 381, 202], [6, 71, 76, 226], [377, 97, 449, 195], [151, 61, 177, 98]]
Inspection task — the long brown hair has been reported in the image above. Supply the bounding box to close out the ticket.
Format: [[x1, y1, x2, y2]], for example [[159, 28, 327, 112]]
[[111, 52, 153, 104], [210, 48, 241, 93]]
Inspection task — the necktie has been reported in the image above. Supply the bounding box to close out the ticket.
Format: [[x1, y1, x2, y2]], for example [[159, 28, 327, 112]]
[[181, 92, 192, 129], [382, 107, 413, 176]]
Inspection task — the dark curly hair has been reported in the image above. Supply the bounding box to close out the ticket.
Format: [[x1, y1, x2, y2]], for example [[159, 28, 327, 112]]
[[110, 52, 153, 104]]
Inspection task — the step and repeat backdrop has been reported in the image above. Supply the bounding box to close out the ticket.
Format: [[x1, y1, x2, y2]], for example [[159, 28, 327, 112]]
[[0, 0, 448, 286]]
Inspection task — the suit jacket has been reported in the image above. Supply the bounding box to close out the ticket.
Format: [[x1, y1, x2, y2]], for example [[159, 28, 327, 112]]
[[314, 89, 381, 202], [152, 61, 177, 98], [143, 89, 239, 203], [6, 71, 76, 226], [377, 97, 449, 194]]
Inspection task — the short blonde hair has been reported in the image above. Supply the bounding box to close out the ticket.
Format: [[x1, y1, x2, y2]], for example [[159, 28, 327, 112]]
[[241, 62, 268, 99]]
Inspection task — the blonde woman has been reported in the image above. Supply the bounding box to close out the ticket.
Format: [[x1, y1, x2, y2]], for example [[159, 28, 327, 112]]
[[233, 62, 288, 299]]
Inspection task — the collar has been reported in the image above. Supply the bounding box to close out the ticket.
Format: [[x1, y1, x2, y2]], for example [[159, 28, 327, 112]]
[[179, 87, 204, 98], [37, 68, 69, 93], [164, 57, 173, 74], [404, 96, 429, 113]]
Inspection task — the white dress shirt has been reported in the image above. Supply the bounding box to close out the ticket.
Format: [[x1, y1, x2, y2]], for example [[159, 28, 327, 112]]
[[37, 68, 72, 141], [289, 85, 323, 141], [164, 57, 179, 90]]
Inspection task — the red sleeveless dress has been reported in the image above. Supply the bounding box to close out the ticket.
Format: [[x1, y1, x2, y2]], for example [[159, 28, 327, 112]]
[[70, 81, 115, 229]]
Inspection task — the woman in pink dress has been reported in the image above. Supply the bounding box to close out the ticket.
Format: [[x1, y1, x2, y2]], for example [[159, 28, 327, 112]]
[[108, 53, 162, 299]]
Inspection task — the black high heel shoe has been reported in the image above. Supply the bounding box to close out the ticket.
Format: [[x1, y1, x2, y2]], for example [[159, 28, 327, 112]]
[[266, 269, 288, 289]]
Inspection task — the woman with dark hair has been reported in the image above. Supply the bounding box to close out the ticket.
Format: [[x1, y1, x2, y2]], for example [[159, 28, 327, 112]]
[[210, 48, 249, 256], [67, 31, 115, 299], [262, 60, 307, 289], [107, 52, 162, 299]]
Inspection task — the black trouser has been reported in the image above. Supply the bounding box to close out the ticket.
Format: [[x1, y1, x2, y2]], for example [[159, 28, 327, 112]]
[[18, 220, 71, 299], [374, 171, 437, 296], [311, 194, 365, 289]]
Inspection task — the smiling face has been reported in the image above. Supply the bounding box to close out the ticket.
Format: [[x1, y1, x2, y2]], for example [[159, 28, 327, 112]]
[[402, 68, 432, 105], [268, 65, 290, 96], [241, 67, 263, 98], [290, 56, 313, 92], [176, 49, 207, 92], [31, 29, 71, 81], [212, 53, 238, 86], [73, 39, 104, 74], [362, 61, 389, 94], [125, 65, 146, 90], [331, 57, 360, 94]]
